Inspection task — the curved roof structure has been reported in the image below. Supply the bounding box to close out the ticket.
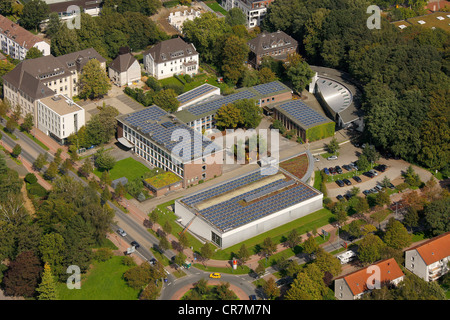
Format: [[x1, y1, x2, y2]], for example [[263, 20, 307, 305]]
[[315, 77, 353, 114]]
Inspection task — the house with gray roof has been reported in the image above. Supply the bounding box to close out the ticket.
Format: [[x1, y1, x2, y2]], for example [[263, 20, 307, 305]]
[[108, 52, 141, 86], [143, 37, 198, 80]]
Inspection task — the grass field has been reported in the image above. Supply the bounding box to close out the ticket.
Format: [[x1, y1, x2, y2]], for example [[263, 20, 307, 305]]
[[56, 256, 140, 300], [205, 1, 228, 15], [94, 157, 151, 182]]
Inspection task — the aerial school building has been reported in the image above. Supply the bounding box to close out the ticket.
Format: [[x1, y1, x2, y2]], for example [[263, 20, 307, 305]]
[[175, 168, 323, 248]]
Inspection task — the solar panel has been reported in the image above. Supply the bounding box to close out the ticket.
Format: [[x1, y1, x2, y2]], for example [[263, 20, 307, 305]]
[[186, 90, 257, 116], [177, 84, 218, 104], [277, 100, 329, 127], [252, 81, 287, 96]]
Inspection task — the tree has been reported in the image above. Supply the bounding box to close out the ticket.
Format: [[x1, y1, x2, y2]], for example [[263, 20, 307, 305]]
[[375, 190, 391, 207], [123, 263, 154, 290], [101, 187, 112, 203], [349, 186, 360, 197], [286, 60, 314, 94], [139, 282, 159, 300], [285, 271, 324, 300], [32, 153, 48, 171], [178, 232, 190, 251], [356, 154, 371, 172], [25, 47, 43, 60], [36, 262, 58, 300], [215, 103, 242, 130], [39, 233, 66, 277], [78, 59, 111, 100], [302, 235, 319, 257], [2, 251, 42, 297], [158, 236, 170, 252], [262, 278, 280, 300], [220, 35, 249, 85], [152, 89, 179, 113], [423, 197, 450, 236], [44, 161, 59, 181], [46, 12, 62, 38], [50, 24, 80, 56], [20, 0, 49, 31], [85, 105, 119, 146], [162, 221, 172, 234], [173, 252, 187, 268], [21, 113, 34, 133], [199, 242, 214, 264], [5, 116, 17, 133], [285, 229, 301, 249], [314, 248, 342, 277], [79, 158, 93, 178], [94, 149, 116, 172], [255, 260, 266, 278], [11, 144, 22, 158], [233, 99, 262, 129], [403, 165, 421, 187], [380, 176, 391, 189], [237, 244, 250, 265], [357, 234, 385, 264], [362, 144, 380, 164], [259, 237, 277, 257], [225, 7, 247, 26], [326, 137, 339, 154]]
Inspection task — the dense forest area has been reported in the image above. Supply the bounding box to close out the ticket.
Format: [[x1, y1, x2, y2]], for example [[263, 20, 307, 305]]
[[262, 0, 449, 175]]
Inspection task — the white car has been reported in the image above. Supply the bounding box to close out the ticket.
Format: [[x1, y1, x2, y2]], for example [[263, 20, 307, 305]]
[[327, 155, 338, 160], [314, 157, 320, 162], [369, 169, 378, 176], [117, 228, 127, 237]]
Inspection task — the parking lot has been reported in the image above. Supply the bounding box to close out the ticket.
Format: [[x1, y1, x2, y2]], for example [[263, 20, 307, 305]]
[[313, 142, 433, 200]]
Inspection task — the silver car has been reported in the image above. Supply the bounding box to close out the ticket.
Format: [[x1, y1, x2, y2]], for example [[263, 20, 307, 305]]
[[117, 228, 127, 237]]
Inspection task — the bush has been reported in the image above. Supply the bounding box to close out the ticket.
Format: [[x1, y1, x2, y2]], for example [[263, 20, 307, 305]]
[[28, 183, 48, 198], [122, 256, 136, 267], [396, 183, 409, 192], [162, 83, 184, 95], [94, 248, 113, 262], [24, 173, 38, 184], [184, 74, 193, 83]]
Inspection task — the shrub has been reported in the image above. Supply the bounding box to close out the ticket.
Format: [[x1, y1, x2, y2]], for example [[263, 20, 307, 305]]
[[396, 183, 409, 192], [24, 173, 38, 184], [184, 74, 193, 83], [94, 248, 113, 262], [28, 183, 47, 198], [122, 256, 136, 267]]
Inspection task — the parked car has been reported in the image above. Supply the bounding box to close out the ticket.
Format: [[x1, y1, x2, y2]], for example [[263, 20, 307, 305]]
[[350, 162, 359, 171], [344, 194, 352, 200], [117, 228, 127, 237], [314, 157, 320, 162], [327, 155, 338, 160], [375, 185, 383, 191], [388, 183, 395, 189], [343, 179, 352, 186], [336, 195, 344, 201], [370, 188, 379, 194], [249, 295, 257, 300], [364, 171, 375, 178], [329, 167, 336, 175], [336, 180, 345, 187], [343, 164, 352, 171], [149, 258, 157, 265], [353, 176, 362, 183], [323, 168, 330, 175], [369, 169, 378, 176], [335, 166, 343, 174], [375, 164, 387, 172], [363, 190, 371, 196]]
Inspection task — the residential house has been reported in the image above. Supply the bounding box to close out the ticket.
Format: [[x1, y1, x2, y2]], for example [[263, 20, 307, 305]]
[[108, 52, 141, 87], [143, 37, 198, 80], [0, 14, 50, 61], [404, 232, 450, 282], [334, 258, 405, 300], [222, 0, 276, 28], [247, 30, 298, 68]]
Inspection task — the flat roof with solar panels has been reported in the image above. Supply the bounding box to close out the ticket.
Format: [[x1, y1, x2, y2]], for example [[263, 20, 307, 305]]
[[178, 169, 321, 234], [274, 99, 333, 130], [175, 80, 292, 123], [116, 106, 221, 162], [177, 83, 221, 109]]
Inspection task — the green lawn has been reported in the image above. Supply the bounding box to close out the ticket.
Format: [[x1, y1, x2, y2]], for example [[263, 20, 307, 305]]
[[205, 1, 228, 15], [94, 157, 151, 182], [56, 256, 140, 300], [158, 72, 230, 95]]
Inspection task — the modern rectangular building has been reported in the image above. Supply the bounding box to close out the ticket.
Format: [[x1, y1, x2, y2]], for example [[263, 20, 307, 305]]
[[272, 99, 335, 142], [0, 14, 50, 61], [222, 0, 276, 28], [175, 81, 292, 133], [175, 168, 323, 248], [36, 94, 85, 144], [116, 106, 223, 188], [143, 37, 199, 80], [404, 232, 450, 282]]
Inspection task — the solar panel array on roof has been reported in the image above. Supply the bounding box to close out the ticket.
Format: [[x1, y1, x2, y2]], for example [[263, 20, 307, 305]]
[[177, 84, 218, 104], [277, 100, 330, 128], [186, 89, 257, 116], [252, 81, 287, 96], [181, 170, 320, 232], [122, 106, 220, 162]]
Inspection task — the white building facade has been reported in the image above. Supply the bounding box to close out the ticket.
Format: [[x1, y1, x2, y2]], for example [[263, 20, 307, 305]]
[[222, 0, 275, 28]]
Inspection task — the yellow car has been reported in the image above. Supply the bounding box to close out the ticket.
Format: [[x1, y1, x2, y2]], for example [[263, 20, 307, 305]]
[[209, 273, 221, 279]]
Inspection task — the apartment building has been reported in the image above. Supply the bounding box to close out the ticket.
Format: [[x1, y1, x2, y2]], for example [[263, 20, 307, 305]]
[[222, 0, 276, 28], [334, 258, 405, 300], [2, 48, 106, 125], [0, 15, 50, 61], [247, 30, 298, 68], [143, 37, 199, 80], [36, 94, 85, 144], [404, 232, 450, 282], [108, 52, 141, 87]]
